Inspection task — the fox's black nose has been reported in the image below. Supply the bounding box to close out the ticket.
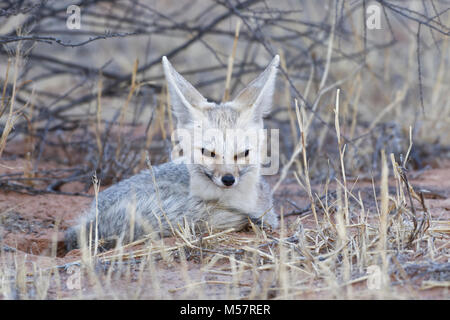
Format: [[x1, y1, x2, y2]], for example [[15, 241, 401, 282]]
[[221, 174, 235, 186]]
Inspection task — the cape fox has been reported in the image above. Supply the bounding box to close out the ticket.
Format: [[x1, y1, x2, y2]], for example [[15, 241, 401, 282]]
[[65, 55, 280, 250]]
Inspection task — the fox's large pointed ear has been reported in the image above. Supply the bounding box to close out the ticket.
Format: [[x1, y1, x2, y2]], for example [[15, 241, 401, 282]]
[[162, 56, 212, 125], [231, 55, 279, 120]]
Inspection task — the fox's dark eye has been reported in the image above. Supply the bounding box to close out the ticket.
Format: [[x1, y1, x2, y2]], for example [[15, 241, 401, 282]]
[[234, 149, 250, 161], [201, 148, 215, 158]]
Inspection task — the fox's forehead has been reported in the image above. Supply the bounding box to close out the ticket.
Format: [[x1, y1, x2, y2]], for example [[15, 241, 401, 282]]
[[202, 104, 240, 130], [189, 104, 263, 151], [200, 103, 260, 129]]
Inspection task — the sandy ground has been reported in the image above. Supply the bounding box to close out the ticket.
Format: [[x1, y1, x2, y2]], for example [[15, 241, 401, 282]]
[[0, 157, 449, 299]]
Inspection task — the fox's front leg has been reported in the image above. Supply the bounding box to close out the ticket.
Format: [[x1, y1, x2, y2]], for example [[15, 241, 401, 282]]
[[248, 209, 279, 230], [203, 207, 248, 231]]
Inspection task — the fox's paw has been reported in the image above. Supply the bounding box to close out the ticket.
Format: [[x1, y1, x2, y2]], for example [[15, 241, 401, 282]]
[[249, 210, 279, 230]]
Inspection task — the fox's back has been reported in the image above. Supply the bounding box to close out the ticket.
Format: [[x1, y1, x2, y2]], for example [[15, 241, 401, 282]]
[[96, 161, 190, 212]]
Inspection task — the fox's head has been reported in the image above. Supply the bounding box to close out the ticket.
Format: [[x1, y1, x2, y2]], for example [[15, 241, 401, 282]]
[[162, 55, 279, 197]]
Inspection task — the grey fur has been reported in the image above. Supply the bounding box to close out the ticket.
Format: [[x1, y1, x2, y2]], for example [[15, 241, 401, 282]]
[[65, 162, 277, 250]]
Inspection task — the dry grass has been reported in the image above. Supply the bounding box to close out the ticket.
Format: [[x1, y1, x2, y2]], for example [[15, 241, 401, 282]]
[[0, 0, 449, 300]]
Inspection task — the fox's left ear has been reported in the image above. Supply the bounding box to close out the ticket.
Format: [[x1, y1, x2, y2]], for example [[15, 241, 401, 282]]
[[231, 55, 279, 120], [162, 56, 213, 126]]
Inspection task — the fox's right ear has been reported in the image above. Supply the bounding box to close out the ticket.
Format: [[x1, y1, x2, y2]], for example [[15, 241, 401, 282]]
[[162, 56, 212, 125], [230, 55, 279, 121]]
